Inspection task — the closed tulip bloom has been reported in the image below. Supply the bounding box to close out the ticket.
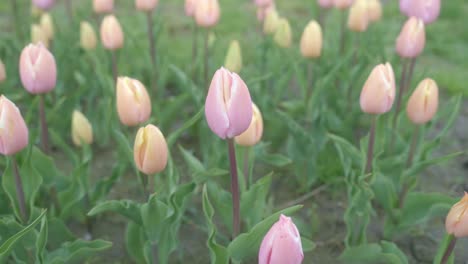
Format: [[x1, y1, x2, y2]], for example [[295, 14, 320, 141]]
[[400, 0, 440, 24], [300, 20, 323, 59], [348, 0, 369, 32], [72, 110, 93, 146], [235, 103, 263, 146], [116, 77, 151, 126], [224, 40, 242, 73], [0, 96, 29, 156], [258, 214, 303, 264], [135, 0, 158, 12], [134, 124, 168, 175], [257, 3, 275, 22], [32, 0, 55, 10], [19, 43, 57, 94], [185, 0, 197, 17], [446, 192, 468, 238], [100, 15, 124, 50], [205, 67, 253, 139], [274, 18, 292, 48], [93, 0, 114, 14], [40, 13, 54, 40], [194, 0, 220, 28], [368, 0, 382, 22], [263, 8, 280, 34], [0, 59, 5, 83], [334, 0, 354, 10], [318, 0, 333, 9], [80, 21, 98, 50], [254, 0, 273, 8], [396, 17, 425, 58], [31, 24, 49, 47], [360, 63, 396, 114], [406, 78, 438, 124]]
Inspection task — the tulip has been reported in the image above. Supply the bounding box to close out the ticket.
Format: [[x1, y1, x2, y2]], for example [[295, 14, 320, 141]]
[[93, 0, 114, 14], [406, 78, 438, 124], [348, 0, 369, 32], [0, 95, 29, 156], [396, 17, 425, 59], [446, 192, 468, 238], [263, 8, 279, 34], [19, 43, 57, 94], [40, 13, 54, 40], [31, 24, 49, 47], [254, 0, 273, 8], [185, 0, 197, 17], [368, 0, 382, 22], [360, 63, 396, 114], [31, 5, 43, 18], [300, 20, 323, 59], [133, 124, 168, 175], [205, 67, 253, 139], [400, 0, 440, 24], [72, 110, 93, 146], [257, 3, 275, 22], [318, 0, 333, 9], [274, 18, 292, 48], [32, 0, 55, 10], [235, 103, 263, 146], [80, 21, 98, 50], [116, 77, 151, 126], [194, 0, 220, 28], [334, 0, 353, 10], [0, 59, 6, 83], [258, 214, 304, 264], [135, 0, 158, 12], [224, 40, 242, 73], [100, 15, 124, 50]]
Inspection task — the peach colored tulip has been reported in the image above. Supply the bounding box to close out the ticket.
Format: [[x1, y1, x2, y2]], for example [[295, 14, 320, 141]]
[[72, 110, 93, 146], [185, 0, 197, 17], [205, 67, 253, 139], [194, 0, 220, 28], [334, 0, 354, 10], [0, 59, 5, 83], [254, 0, 273, 8], [274, 18, 292, 48], [318, 0, 333, 9], [80, 21, 98, 50], [347, 0, 369, 32], [360, 63, 396, 114], [135, 0, 158, 12], [368, 0, 382, 22], [31, 24, 49, 47], [134, 124, 168, 175], [93, 0, 114, 14], [396, 17, 425, 59], [224, 40, 242, 73], [263, 8, 279, 34], [19, 43, 57, 94], [400, 0, 440, 24], [235, 103, 263, 146], [406, 78, 438, 124], [300, 20, 323, 59], [116, 77, 151, 126], [0, 95, 29, 156], [258, 214, 303, 264], [32, 0, 55, 10], [40, 13, 54, 40], [446, 192, 468, 238], [100, 15, 124, 50]]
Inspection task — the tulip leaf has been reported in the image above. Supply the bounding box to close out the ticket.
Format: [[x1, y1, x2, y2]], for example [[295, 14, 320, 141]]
[[339, 241, 408, 264], [125, 222, 147, 264], [169, 64, 203, 106], [112, 129, 133, 164], [140, 194, 173, 242], [91, 163, 127, 204], [258, 153, 292, 167], [44, 239, 112, 264], [241, 173, 272, 229], [88, 200, 143, 225], [433, 234, 455, 264], [35, 213, 48, 263], [167, 108, 203, 147]]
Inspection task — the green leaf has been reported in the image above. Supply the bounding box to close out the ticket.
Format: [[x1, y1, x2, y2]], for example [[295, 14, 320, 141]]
[[46, 218, 75, 249], [112, 129, 133, 163], [91, 163, 127, 204], [29, 147, 66, 187], [140, 194, 172, 242], [372, 173, 397, 212], [241, 173, 272, 228], [45, 239, 112, 264], [58, 164, 86, 220], [259, 153, 292, 167], [339, 242, 408, 264], [88, 200, 143, 225], [301, 237, 316, 252], [167, 108, 203, 147], [125, 222, 147, 264], [35, 214, 48, 264], [433, 234, 455, 264], [178, 145, 205, 173]]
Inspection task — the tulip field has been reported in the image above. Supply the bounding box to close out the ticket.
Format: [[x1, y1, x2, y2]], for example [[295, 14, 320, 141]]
[[1, 0, 468, 263]]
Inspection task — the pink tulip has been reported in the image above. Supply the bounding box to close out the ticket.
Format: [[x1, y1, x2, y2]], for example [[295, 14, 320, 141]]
[[205, 67, 253, 139], [334, 0, 354, 10], [396, 17, 425, 58], [360, 63, 396, 114], [0, 95, 29, 156], [19, 43, 57, 94], [135, 0, 158, 12], [254, 0, 273, 8], [185, 0, 197, 17], [406, 78, 438, 124], [256, 4, 275, 22], [100, 15, 124, 50], [93, 0, 114, 14], [446, 192, 468, 238], [134, 124, 168, 175], [258, 214, 304, 264], [318, 0, 333, 9], [400, 0, 440, 24], [116, 77, 151, 126], [194, 0, 220, 28], [32, 0, 55, 10]]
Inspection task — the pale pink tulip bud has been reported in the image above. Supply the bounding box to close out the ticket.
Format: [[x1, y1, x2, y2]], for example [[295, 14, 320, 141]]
[[368, 0, 382, 22], [134, 124, 168, 175], [406, 78, 438, 124], [396, 17, 425, 58], [72, 110, 93, 146], [80, 21, 98, 50], [93, 0, 114, 14], [185, 0, 197, 17], [0, 95, 29, 156], [19, 43, 57, 94], [360, 63, 396, 114], [194, 0, 220, 28], [254, 0, 273, 8], [348, 0, 369, 32], [205, 67, 253, 139], [100, 15, 124, 51], [31, 24, 49, 47], [300, 20, 323, 59], [334, 0, 354, 10], [235, 103, 263, 146], [263, 8, 279, 34], [116, 77, 151, 126], [258, 214, 304, 264], [135, 0, 158, 12], [32, 0, 55, 10], [400, 0, 440, 24], [446, 192, 468, 238], [318, 0, 333, 9], [257, 4, 275, 22], [399, 0, 411, 16], [0, 59, 6, 83], [40, 13, 54, 40], [274, 18, 292, 48]]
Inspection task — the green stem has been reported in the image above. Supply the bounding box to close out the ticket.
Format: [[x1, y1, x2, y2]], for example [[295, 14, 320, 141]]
[[192, 22, 198, 79], [398, 126, 420, 208], [12, 157, 27, 224], [204, 30, 209, 89], [440, 235, 457, 264], [39, 95, 50, 154], [227, 139, 240, 238], [390, 58, 409, 151], [339, 10, 347, 55], [243, 147, 249, 190], [111, 51, 118, 84], [305, 60, 314, 108], [365, 115, 377, 174]]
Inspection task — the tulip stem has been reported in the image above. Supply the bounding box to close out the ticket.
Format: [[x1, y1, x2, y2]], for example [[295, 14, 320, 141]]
[[440, 235, 457, 264], [111, 51, 118, 84], [339, 10, 347, 55], [305, 60, 314, 108], [227, 138, 240, 238], [204, 30, 209, 89], [243, 147, 250, 190], [390, 58, 409, 150], [405, 57, 417, 94], [65, 0, 73, 24], [146, 11, 156, 68], [192, 22, 198, 79], [12, 157, 27, 224], [365, 115, 377, 175], [10, 0, 21, 40], [39, 95, 50, 154], [398, 126, 419, 209]]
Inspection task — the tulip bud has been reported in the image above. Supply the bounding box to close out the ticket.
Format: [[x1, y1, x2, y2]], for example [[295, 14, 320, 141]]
[[116, 77, 151, 126], [135, 0, 158, 12], [406, 78, 438, 124], [134, 124, 168, 175], [93, 0, 114, 14], [0, 59, 6, 83], [31, 24, 49, 47], [254, 0, 273, 8], [100, 15, 124, 51], [32, 0, 55, 10], [224, 40, 242, 73], [205, 67, 253, 139], [194, 0, 220, 28], [399, 0, 440, 24], [19, 43, 57, 94], [347, 0, 369, 32], [235, 103, 263, 147], [0, 95, 29, 156], [360, 63, 396, 114], [318, 0, 333, 9], [31, 5, 43, 18], [396, 17, 425, 59], [300, 20, 323, 59], [72, 110, 93, 146], [40, 13, 54, 40], [258, 214, 304, 264], [80, 21, 98, 50], [274, 18, 292, 48], [185, 0, 196, 17], [446, 192, 468, 238], [263, 8, 279, 34], [257, 3, 275, 22], [367, 0, 382, 22], [334, 0, 354, 10]]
